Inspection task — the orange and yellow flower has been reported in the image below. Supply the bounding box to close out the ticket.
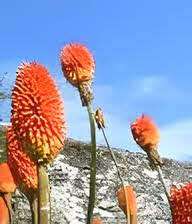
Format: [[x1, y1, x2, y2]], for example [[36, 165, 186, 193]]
[[60, 43, 95, 87], [130, 114, 159, 152], [170, 182, 192, 224], [130, 114, 163, 167], [11, 62, 66, 163]]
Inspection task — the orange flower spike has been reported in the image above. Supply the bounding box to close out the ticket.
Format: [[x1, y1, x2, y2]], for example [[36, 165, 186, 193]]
[[60, 43, 95, 87], [170, 182, 192, 224], [0, 196, 9, 224], [92, 216, 103, 224], [7, 126, 38, 195], [60, 43, 95, 106], [11, 62, 67, 163], [131, 114, 159, 151], [117, 186, 137, 223], [130, 114, 163, 167], [0, 163, 16, 193]]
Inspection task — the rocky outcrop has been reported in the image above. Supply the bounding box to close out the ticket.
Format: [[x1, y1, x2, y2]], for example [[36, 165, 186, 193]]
[[1, 125, 192, 223]]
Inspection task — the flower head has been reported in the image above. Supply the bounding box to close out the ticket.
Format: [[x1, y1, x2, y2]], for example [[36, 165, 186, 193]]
[[11, 62, 67, 163], [7, 126, 38, 195], [170, 182, 192, 224], [60, 43, 95, 87], [93, 216, 103, 224], [130, 114, 159, 151], [130, 114, 163, 167], [117, 185, 137, 222]]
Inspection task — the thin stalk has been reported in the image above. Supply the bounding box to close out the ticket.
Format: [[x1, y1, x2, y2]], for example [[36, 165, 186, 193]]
[[156, 165, 173, 223], [156, 165, 171, 204], [38, 164, 51, 224], [101, 128, 124, 186], [86, 103, 97, 224], [100, 127, 132, 224]]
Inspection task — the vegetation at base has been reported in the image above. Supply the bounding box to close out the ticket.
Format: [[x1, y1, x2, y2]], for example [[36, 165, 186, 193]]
[[0, 126, 7, 163]]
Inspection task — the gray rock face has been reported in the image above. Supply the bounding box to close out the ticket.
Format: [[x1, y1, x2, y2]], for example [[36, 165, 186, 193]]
[[10, 138, 192, 224]]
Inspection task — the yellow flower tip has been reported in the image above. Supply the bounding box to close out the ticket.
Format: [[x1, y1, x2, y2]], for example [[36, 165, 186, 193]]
[[11, 62, 67, 163], [60, 43, 95, 87], [95, 108, 105, 129], [7, 126, 38, 194]]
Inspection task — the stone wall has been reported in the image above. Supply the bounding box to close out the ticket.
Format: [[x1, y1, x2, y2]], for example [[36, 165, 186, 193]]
[[9, 138, 192, 224]]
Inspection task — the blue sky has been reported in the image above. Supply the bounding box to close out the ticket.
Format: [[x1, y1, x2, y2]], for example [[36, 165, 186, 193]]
[[0, 0, 192, 161]]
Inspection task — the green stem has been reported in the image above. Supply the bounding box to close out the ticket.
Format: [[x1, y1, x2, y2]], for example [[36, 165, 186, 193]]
[[156, 165, 170, 201], [101, 128, 124, 187], [86, 104, 97, 224], [38, 164, 51, 224], [156, 164, 172, 224], [29, 195, 38, 224]]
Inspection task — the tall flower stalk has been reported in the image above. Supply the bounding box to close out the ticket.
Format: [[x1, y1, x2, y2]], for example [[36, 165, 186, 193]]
[[11, 62, 67, 224], [60, 43, 96, 224], [95, 108, 137, 224]]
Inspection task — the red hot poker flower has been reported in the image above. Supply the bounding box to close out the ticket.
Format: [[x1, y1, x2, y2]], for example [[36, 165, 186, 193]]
[[93, 216, 103, 224], [131, 114, 159, 151], [60, 43, 95, 87], [130, 114, 163, 167], [7, 126, 37, 197], [170, 182, 192, 224], [60, 43, 95, 106], [11, 62, 67, 163]]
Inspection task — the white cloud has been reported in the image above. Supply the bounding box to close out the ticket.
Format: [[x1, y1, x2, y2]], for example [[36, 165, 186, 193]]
[[132, 75, 183, 102], [159, 119, 192, 161], [141, 76, 165, 94]]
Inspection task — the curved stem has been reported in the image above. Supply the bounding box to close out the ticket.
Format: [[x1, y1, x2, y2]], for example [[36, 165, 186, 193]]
[[86, 104, 97, 224]]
